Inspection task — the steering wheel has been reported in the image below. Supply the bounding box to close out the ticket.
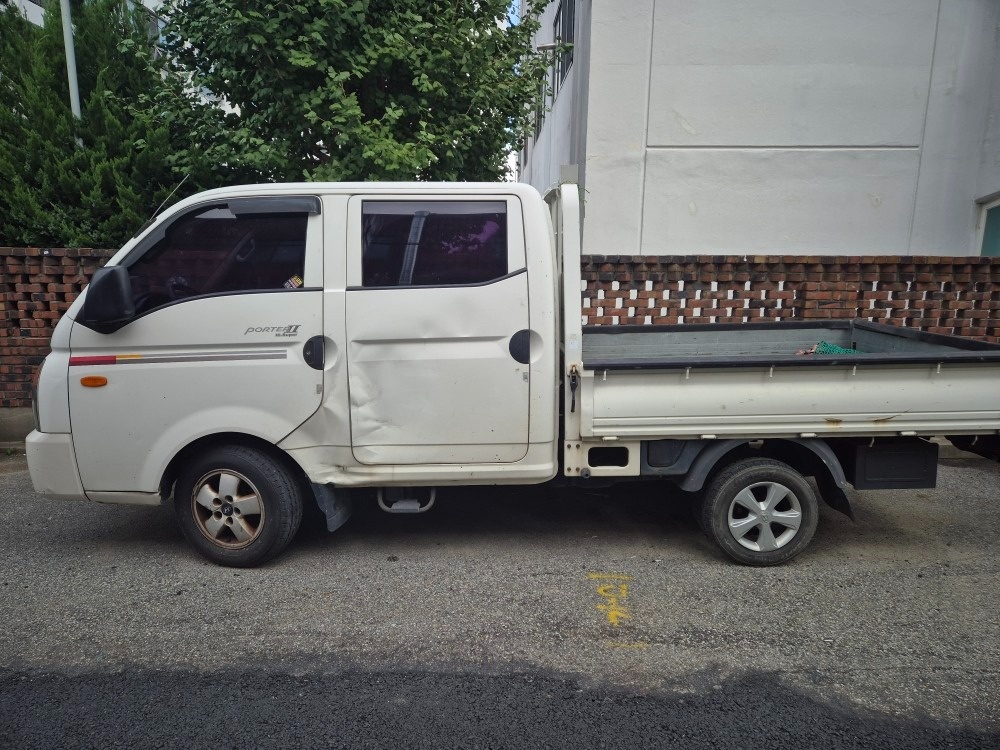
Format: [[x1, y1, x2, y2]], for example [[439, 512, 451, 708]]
[[167, 277, 199, 300]]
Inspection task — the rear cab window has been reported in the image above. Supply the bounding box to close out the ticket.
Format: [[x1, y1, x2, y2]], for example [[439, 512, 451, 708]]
[[360, 201, 511, 288]]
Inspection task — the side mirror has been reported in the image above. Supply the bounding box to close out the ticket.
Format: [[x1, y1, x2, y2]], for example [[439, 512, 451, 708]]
[[79, 266, 135, 333]]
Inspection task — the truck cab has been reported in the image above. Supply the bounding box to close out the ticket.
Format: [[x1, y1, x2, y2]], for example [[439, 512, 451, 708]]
[[28, 183, 563, 565]]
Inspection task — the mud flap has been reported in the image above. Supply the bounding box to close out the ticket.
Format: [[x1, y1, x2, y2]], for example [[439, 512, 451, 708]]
[[946, 435, 1000, 463], [817, 475, 855, 521], [311, 483, 354, 532]]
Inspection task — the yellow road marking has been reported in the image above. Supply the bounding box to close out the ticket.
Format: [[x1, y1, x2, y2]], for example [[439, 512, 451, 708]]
[[595, 583, 630, 625], [589, 574, 632, 626]]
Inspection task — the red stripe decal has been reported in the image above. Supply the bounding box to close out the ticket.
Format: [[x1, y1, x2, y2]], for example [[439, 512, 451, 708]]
[[69, 356, 117, 366]]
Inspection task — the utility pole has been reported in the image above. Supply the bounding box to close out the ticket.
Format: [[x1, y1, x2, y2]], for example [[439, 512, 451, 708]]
[[60, 0, 82, 119]]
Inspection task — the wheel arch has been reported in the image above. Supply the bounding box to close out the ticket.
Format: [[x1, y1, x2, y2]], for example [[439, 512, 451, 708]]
[[159, 432, 313, 504], [678, 438, 854, 519]]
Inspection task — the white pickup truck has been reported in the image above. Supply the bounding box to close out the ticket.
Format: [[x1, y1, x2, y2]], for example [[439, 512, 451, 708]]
[[26, 182, 1000, 567]]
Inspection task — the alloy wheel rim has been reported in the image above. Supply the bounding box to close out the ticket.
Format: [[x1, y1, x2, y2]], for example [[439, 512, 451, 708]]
[[727, 481, 803, 552], [191, 469, 265, 549]]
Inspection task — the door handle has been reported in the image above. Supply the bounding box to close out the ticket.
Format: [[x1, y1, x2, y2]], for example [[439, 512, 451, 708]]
[[509, 329, 530, 365], [303, 336, 325, 370]]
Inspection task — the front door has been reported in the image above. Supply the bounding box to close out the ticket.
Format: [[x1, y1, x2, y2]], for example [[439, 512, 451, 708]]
[[345, 195, 531, 465], [68, 196, 325, 493]]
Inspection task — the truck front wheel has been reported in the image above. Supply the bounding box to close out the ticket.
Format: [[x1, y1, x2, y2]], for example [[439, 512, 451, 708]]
[[700, 458, 819, 566], [174, 445, 303, 567]]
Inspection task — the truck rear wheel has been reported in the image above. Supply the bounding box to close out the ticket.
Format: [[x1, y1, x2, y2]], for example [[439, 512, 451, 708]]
[[174, 445, 303, 567], [700, 458, 818, 566]]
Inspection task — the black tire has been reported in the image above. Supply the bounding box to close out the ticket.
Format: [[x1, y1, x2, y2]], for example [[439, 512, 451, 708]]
[[699, 458, 818, 566], [174, 445, 303, 567]]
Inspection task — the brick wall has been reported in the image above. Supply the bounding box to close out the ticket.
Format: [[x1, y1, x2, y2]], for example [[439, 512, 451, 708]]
[[582, 255, 1000, 342], [1, 248, 115, 408], [2, 249, 1000, 409]]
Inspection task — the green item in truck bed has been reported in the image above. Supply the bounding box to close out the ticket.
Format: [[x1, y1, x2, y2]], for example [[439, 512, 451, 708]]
[[815, 340, 860, 355]]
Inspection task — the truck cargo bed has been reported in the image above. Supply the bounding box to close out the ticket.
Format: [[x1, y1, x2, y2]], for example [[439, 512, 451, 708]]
[[579, 321, 1000, 440], [583, 320, 1000, 369]]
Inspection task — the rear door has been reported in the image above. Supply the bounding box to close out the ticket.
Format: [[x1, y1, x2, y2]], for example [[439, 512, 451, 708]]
[[345, 195, 531, 465], [68, 196, 325, 493]]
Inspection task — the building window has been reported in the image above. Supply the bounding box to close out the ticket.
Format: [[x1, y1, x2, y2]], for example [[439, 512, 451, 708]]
[[554, 0, 575, 87], [534, 76, 547, 138], [980, 200, 1000, 257]]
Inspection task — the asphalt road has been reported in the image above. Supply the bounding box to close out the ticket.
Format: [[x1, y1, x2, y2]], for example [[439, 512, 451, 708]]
[[1, 455, 998, 749]]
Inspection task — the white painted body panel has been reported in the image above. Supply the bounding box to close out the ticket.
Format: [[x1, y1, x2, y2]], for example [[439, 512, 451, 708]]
[[67, 289, 326, 493], [26, 432, 85, 500], [343, 193, 530, 465], [280, 183, 559, 487], [581, 364, 1000, 440], [63, 198, 328, 496], [345, 275, 531, 464], [284, 443, 559, 488]]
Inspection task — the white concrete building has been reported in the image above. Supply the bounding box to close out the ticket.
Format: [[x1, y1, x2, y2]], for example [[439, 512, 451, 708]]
[[13, 0, 161, 27], [13, 0, 45, 25], [521, 1, 1000, 257]]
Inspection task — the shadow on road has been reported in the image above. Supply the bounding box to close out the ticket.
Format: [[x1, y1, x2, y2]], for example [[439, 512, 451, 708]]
[[1, 664, 995, 749], [14, 464, 992, 567], [293, 480, 713, 558]]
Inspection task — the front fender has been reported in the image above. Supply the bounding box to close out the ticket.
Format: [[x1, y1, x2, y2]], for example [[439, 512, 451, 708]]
[[137, 406, 300, 494]]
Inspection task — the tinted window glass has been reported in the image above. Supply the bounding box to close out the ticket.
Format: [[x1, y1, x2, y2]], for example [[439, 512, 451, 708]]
[[362, 201, 507, 287], [126, 205, 307, 314]]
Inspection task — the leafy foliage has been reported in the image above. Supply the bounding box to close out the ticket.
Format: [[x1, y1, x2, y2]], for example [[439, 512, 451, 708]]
[[0, 1, 553, 246], [0, 0, 186, 247], [151, 0, 553, 183]]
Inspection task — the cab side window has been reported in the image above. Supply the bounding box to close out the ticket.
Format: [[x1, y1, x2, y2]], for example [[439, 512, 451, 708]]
[[361, 201, 508, 287], [126, 205, 308, 314]]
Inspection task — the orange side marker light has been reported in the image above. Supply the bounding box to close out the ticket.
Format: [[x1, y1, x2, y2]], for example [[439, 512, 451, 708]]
[[80, 376, 108, 388]]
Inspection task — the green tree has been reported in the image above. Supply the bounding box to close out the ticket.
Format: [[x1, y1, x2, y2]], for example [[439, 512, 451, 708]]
[[0, 0, 185, 247], [151, 0, 553, 183]]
